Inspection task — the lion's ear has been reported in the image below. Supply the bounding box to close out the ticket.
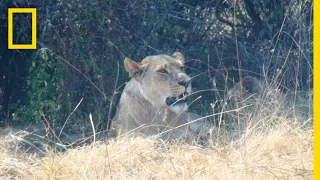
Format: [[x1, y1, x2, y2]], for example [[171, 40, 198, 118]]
[[124, 58, 143, 77], [172, 52, 184, 65]]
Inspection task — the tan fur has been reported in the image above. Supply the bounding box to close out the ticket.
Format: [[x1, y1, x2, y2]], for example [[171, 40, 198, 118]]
[[223, 76, 265, 124], [224, 76, 311, 126], [111, 53, 211, 142]]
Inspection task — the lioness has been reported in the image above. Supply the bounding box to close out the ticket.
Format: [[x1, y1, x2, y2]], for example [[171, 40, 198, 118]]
[[111, 52, 211, 142], [224, 76, 311, 126]]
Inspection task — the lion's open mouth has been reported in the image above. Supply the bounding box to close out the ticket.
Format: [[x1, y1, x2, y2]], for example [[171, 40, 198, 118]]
[[165, 92, 188, 106]]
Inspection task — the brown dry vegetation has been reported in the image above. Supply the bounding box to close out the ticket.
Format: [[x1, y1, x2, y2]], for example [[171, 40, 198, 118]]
[[0, 116, 313, 179], [0, 71, 314, 179]]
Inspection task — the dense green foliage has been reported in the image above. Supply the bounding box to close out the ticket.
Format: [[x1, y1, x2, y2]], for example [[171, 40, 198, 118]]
[[0, 0, 313, 132]]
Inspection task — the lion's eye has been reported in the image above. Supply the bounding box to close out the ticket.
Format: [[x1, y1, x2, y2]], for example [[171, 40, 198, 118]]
[[158, 68, 168, 74], [180, 66, 184, 71]]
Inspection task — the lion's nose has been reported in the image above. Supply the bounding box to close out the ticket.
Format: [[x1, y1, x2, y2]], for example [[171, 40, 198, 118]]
[[178, 79, 190, 87]]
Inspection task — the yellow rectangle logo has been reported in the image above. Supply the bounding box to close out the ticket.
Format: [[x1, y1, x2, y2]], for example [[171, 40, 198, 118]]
[[8, 8, 37, 49]]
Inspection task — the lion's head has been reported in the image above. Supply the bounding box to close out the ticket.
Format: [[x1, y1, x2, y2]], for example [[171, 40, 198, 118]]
[[124, 52, 191, 114], [110, 52, 211, 142]]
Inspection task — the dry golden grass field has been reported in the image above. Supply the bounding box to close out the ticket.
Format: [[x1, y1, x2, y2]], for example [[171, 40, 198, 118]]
[[0, 84, 314, 179], [0, 118, 313, 179]]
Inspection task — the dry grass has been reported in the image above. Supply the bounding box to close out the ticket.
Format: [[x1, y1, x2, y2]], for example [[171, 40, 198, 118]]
[[0, 117, 313, 179], [0, 78, 313, 179]]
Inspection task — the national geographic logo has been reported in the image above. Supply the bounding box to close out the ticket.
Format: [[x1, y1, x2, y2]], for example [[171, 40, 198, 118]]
[[8, 8, 37, 49]]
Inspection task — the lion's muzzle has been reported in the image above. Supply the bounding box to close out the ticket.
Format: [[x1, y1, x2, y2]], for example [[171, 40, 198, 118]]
[[166, 78, 191, 106]]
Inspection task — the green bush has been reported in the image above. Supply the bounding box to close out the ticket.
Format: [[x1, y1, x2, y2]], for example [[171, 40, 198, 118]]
[[0, 0, 313, 133]]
